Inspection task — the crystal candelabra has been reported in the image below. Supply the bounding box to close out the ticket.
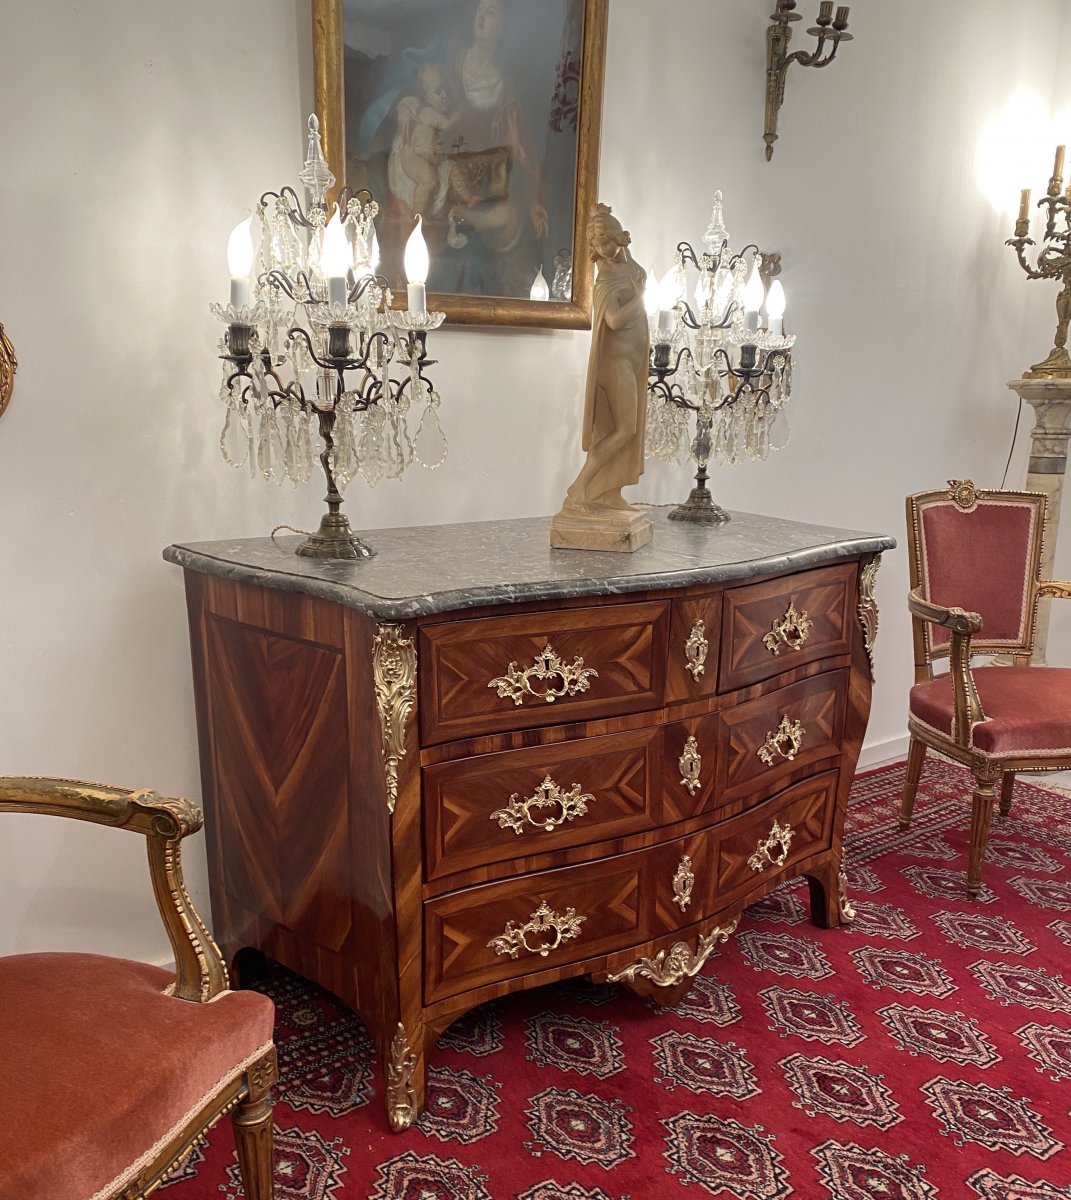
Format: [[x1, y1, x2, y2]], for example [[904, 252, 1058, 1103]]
[[1008, 143, 1071, 380], [645, 191, 795, 524], [212, 116, 447, 561]]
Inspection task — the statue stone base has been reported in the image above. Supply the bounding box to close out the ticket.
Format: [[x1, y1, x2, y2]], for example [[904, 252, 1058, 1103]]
[[550, 505, 653, 553]]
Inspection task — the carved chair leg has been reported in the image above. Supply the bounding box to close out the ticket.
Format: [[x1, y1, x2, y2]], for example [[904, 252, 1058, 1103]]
[[232, 1080, 275, 1199], [968, 768, 998, 900], [999, 773, 1015, 817], [899, 735, 927, 830]]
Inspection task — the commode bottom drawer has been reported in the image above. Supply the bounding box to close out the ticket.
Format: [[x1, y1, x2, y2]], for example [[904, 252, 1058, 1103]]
[[716, 770, 838, 902], [424, 857, 647, 1003]]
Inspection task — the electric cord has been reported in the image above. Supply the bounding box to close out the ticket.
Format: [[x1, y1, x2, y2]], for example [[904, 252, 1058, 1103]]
[[1000, 396, 1024, 489]]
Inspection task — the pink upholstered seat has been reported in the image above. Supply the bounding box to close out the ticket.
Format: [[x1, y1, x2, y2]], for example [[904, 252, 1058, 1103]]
[[0, 953, 275, 1200], [910, 667, 1071, 757]]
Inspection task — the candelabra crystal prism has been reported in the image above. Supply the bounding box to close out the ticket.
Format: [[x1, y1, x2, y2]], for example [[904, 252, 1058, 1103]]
[[212, 116, 447, 560]]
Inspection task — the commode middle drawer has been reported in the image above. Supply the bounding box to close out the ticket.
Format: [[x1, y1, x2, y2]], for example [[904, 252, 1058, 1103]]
[[716, 669, 848, 802], [419, 601, 670, 744], [423, 726, 663, 881]]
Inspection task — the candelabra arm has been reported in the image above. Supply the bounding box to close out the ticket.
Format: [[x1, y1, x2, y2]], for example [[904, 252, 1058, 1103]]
[[259, 185, 322, 231], [1006, 237, 1045, 279], [264, 268, 319, 305]]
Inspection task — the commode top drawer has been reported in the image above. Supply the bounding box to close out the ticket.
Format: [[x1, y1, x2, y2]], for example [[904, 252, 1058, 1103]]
[[419, 602, 670, 744], [719, 563, 855, 692]]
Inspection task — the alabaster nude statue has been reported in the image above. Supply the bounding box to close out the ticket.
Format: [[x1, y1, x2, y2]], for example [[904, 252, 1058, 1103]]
[[551, 203, 653, 552]]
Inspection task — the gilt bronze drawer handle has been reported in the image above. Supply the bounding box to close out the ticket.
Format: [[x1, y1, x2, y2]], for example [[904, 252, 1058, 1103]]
[[747, 819, 795, 872], [673, 854, 695, 912], [758, 715, 805, 766], [679, 735, 702, 795], [488, 642, 598, 706], [487, 900, 586, 959], [685, 619, 708, 680], [762, 603, 813, 655], [490, 775, 594, 835]]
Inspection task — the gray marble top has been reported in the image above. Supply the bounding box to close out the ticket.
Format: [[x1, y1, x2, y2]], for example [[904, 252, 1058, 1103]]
[[164, 512, 896, 620]]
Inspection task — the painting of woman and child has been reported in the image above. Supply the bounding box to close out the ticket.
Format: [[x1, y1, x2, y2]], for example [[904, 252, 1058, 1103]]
[[331, 0, 605, 326]]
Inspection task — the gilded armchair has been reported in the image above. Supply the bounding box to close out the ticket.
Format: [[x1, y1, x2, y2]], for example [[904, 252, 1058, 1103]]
[[0, 777, 277, 1200], [900, 480, 1071, 898]]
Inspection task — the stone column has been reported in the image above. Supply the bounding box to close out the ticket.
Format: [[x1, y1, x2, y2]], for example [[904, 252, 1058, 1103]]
[[1007, 376, 1071, 663]]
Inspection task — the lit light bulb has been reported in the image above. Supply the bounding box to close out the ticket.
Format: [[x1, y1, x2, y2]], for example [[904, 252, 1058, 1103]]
[[530, 265, 550, 301], [656, 270, 679, 340], [766, 279, 786, 334], [742, 263, 764, 332], [644, 264, 660, 319], [322, 212, 351, 306], [404, 215, 430, 313], [369, 226, 381, 275], [227, 217, 255, 308]]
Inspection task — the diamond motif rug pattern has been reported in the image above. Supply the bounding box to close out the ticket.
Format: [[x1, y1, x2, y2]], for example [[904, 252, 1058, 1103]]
[[162, 759, 1071, 1198]]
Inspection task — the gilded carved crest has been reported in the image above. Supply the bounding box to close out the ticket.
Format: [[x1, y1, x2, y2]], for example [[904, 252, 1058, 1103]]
[[948, 479, 981, 511]]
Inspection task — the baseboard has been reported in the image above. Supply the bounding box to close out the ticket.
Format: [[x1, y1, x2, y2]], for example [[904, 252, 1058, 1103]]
[[858, 732, 909, 770]]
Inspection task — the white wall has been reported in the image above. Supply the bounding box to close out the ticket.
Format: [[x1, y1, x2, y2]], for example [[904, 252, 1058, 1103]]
[[2, 0, 1067, 962]]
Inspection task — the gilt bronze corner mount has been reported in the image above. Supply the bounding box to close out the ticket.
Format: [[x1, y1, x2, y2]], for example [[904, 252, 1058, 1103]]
[[764, 0, 853, 161]]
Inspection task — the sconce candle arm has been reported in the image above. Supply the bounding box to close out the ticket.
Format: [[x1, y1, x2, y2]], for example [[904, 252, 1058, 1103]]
[[764, 2, 852, 159]]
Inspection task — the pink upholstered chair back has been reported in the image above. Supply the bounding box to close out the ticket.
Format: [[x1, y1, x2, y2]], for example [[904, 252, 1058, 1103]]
[[907, 480, 1046, 666]]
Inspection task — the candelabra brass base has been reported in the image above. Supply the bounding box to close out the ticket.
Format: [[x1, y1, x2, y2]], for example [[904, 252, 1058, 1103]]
[[1027, 346, 1071, 381], [668, 485, 731, 525], [295, 512, 376, 560]]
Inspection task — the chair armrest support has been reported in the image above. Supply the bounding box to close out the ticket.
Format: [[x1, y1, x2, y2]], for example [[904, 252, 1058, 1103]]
[[1038, 580, 1071, 599], [0, 777, 228, 1003], [907, 590, 986, 744]]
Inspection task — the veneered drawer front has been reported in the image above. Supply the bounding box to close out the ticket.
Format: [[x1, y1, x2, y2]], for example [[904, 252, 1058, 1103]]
[[661, 713, 721, 824], [666, 591, 723, 703], [420, 602, 670, 744], [715, 771, 838, 902], [716, 670, 847, 803], [423, 727, 663, 881], [719, 563, 855, 692], [425, 856, 647, 1002]]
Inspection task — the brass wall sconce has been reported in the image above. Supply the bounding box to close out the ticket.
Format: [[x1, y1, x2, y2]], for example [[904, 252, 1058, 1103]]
[[1007, 144, 1071, 379], [764, 0, 853, 161], [0, 323, 16, 420]]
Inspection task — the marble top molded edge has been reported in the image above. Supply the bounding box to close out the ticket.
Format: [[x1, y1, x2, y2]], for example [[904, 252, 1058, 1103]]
[[164, 512, 896, 621]]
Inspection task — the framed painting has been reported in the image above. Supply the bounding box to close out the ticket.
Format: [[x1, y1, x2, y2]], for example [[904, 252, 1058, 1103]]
[[312, 0, 608, 328]]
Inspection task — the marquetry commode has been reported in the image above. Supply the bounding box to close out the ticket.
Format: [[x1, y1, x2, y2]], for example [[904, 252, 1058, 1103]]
[[165, 513, 894, 1131]]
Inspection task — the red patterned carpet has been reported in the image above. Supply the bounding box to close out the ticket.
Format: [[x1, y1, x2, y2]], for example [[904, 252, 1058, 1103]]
[[162, 760, 1071, 1199]]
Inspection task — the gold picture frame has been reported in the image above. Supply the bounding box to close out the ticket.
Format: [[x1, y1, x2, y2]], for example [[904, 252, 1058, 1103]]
[[312, 0, 608, 329], [0, 323, 16, 420]]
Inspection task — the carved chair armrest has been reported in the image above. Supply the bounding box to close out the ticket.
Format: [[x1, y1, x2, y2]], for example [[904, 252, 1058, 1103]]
[[907, 589, 986, 744], [0, 777, 228, 1003], [1037, 580, 1071, 599]]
